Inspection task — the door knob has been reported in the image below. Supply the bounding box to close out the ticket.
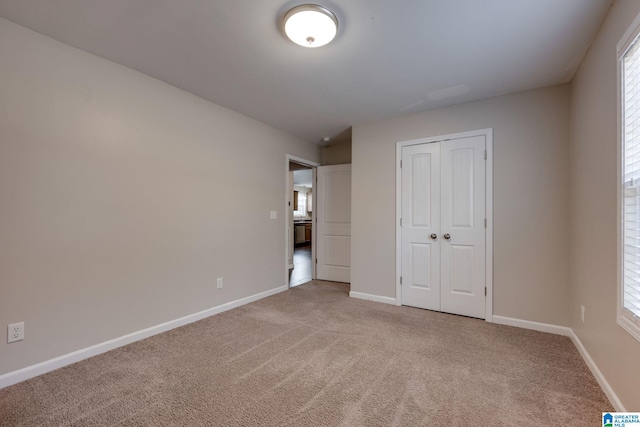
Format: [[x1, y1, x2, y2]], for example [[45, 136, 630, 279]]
[[443, 233, 451, 240], [430, 233, 437, 240]]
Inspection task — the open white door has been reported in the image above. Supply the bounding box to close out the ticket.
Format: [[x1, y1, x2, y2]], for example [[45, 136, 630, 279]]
[[316, 164, 351, 283]]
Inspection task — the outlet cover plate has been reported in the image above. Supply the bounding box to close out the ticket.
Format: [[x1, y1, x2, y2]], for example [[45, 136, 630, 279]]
[[8, 322, 24, 343]]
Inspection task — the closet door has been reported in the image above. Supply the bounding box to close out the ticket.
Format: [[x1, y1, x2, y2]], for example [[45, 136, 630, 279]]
[[440, 136, 486, 319], [400, 135, 486, 319], [400, 143, 441, 310]]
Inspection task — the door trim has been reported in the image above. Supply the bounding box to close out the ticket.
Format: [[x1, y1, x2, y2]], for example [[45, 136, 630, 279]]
[[285, 155, 320, 288], [395, 129, 494, 322]]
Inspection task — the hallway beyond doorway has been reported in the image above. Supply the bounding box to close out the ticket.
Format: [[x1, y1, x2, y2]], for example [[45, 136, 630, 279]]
[[289, 244, 312, 287]]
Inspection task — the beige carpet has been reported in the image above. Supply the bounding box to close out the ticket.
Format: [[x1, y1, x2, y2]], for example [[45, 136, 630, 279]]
[[0, 281, 611, 426]]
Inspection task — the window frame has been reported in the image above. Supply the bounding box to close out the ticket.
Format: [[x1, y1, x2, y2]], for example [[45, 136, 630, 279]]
[[293, 190, 308, 217], [617, 11, 640, 343]]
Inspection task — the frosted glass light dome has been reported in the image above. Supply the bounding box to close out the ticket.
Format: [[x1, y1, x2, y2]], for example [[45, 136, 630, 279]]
[[284, 5, 338, 48]]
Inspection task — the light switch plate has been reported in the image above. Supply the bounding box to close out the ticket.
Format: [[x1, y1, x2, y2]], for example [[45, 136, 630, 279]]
[[270, 211, 277, 220]]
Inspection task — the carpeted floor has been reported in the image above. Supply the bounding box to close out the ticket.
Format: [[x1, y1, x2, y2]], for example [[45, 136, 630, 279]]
[[0, 281, 611, 426]]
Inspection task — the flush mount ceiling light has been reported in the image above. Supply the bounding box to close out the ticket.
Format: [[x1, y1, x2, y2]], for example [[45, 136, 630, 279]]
[[283, 4, 338, 48]]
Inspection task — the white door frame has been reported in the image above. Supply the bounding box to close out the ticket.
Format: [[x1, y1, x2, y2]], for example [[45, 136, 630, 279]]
[[285, 155, 320, 288], [395, 128, 494, 322]]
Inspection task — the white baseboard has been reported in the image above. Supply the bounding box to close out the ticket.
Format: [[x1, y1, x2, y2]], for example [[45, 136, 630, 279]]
[[492, 315, 625, 411], [492, 315, 572, 336], [0, 285, 288, 389], [349, 291, 396, 305], [568, 330, 626, 412]]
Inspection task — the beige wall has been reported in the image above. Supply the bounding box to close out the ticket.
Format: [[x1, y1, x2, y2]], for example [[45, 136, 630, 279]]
[[321, 140, 352, 165], [570, 0, 640, 410], [321, 127, 352, 165], [352, 85, 571, 326], [0, 18, 319, 375]]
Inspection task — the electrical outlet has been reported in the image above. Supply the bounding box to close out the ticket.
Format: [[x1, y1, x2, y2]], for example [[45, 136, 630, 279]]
[[217, 277, 223, 289], [7, 322, 24, 343], [581, 305, 585, 323]]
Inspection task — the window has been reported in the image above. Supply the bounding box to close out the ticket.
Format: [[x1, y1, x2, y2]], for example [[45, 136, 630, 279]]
[[294, 191, 307, 217], [619, 19, 640, 342]]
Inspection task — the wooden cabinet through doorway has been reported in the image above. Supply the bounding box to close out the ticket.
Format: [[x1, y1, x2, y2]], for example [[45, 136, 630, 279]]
[[305, 223, 312, 243]]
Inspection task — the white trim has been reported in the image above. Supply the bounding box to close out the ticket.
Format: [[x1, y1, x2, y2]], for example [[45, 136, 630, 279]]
[[0, 285, 288, 389], [617, 9, 640, 59], [492, 315, 572, 336], [312, 166, 317, 280], [349, 291, 397, 305], [395, 128, 494, 321], [492, 315, 625, 411], [485, 129, 494, 322], [618, 313, 640, 342], [287, 154, 321, 168], [285, 155, 320, 288], [568, 330, 626, 412], [617, 11, 626, 343], [395, 140, 403, 306], [616, 12, 640, 344]]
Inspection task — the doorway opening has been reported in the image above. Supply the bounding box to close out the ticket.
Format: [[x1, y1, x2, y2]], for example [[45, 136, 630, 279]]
[[286, 156, 319, 288]]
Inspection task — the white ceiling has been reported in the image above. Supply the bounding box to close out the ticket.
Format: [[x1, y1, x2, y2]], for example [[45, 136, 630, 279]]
[[0, 0, 613, 143]]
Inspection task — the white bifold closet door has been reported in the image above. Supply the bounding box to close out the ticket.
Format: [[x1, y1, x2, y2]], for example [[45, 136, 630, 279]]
[[401, 135, 486, 319]]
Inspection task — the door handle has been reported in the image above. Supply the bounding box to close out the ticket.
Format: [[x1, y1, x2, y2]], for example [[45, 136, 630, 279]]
[[430, 233, 437, 240], [443, 233, 451, 240]]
